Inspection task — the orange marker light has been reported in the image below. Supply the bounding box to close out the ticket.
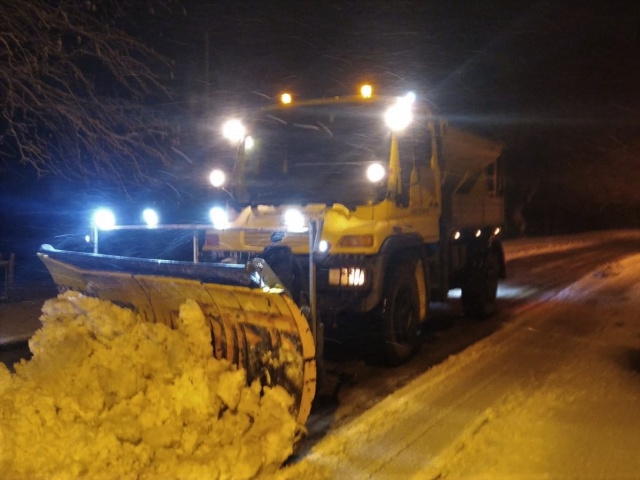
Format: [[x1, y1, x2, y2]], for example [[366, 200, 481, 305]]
[[281, 93, 292, 104]]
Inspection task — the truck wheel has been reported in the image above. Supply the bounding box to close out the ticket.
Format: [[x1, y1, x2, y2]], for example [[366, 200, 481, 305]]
[[378, 258, 422, 366], [462, 250, 499, 319]]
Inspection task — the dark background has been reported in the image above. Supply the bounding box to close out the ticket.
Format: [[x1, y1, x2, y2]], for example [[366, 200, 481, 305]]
[[2, 0, 640, 277]]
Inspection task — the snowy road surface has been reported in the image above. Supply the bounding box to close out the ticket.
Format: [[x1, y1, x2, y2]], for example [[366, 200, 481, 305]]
[[273, 232, 640, 479], [2, 231, 640, 478]]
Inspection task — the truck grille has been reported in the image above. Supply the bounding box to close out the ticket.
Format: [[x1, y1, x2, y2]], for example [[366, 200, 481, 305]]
[[243, 230, 309, 249]]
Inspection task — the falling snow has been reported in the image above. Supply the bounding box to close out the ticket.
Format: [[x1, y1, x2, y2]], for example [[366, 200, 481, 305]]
[[2, 231, 640, 478], [272, 233, 640, 479]]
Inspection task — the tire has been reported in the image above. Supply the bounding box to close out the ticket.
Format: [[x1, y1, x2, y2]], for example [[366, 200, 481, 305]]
[[378, 257, 422, 366], [461, 250, 499, 319]]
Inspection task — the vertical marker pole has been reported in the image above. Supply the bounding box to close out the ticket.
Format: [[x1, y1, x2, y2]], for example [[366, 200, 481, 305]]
[[93, 227, 99, 254], [309, 218, 325, 387], [192, 232, 199, 263]]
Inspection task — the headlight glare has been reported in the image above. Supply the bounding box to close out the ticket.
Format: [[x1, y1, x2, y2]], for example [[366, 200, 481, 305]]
[[222, 119, 245, 143], [142, 208, 159, 228], [366, 162, 386, 182], [329, 268, 366, 287], [209, 206, 229, 229], [92, 208, 116, 230], [283, 208, 306, 232], [384, 92, 415, 132], [209, 169, 226, 188]]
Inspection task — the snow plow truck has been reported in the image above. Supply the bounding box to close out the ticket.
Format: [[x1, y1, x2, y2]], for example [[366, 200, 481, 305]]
[[38, 85, 505, 432]]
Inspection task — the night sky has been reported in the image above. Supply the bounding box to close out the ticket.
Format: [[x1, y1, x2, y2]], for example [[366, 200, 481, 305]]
[[168, 1, 640, 122], [1, 0, 640, 263]]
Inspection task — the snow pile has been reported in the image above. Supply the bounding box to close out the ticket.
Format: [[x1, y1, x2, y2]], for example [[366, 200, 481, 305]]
[[0, 292, 299, 479]]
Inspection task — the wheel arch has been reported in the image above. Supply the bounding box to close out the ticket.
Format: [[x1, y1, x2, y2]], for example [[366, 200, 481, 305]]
[[460, 232, 504, 319], [372, 244, 426, 366], [463, 231, 506, 279], [488, 236, 506, 279], [379, 234, 429, 322]]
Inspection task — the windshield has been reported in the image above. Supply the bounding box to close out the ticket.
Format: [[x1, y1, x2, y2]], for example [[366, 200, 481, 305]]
[[234, 101, 391, 207]]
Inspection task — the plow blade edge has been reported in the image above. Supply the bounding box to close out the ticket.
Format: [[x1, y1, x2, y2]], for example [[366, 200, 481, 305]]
[[37, 245, 316, 427]]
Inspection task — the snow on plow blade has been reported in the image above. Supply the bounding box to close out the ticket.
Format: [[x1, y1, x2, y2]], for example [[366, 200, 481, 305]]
[[37, 245, 316, 427]]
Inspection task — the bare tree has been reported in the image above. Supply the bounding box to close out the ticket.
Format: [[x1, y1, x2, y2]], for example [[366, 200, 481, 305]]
[[569, 135, 640, 210], [0, 0, 176, 186]]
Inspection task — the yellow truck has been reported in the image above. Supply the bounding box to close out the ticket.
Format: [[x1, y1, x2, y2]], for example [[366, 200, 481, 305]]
[[202, 88, 504, 359], [38, 86, 504, 430]]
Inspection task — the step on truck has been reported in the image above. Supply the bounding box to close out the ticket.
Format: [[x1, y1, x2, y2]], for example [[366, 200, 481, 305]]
[[38, 85, 505, 434]]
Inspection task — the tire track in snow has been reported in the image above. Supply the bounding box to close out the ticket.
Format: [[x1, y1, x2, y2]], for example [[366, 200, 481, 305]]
[[277, 254, 640, 479]]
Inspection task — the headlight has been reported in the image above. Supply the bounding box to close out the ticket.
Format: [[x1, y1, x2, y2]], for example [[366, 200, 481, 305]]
[[283, 208, 306, 232], [318, 240, 330, 253], [92, 208, 116, 230], [384, 92, 415, 132], [222, 119, 245, 143], [209, 169, 226, 188], [366, 162, 386, 182], [329, 268, 366, 287], [209, 206, 229, 230], [142, 208, 159, 228]]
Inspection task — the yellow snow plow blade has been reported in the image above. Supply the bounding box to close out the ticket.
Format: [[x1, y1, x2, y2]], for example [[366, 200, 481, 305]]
[[37, 245, 316, 427]]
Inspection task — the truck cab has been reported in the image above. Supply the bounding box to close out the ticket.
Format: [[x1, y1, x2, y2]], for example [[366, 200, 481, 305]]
[[202, 88, 505, 365]]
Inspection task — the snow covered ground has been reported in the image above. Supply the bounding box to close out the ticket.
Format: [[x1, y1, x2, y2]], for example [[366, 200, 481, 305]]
[[502, 229, 640, 261], [0, 294, 300, 479], [2, 230, 640, 478], [272, 232, 640, 479]]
